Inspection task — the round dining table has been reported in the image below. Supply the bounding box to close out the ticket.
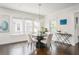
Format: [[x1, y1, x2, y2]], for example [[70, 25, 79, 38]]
[[36, 35, 47, 48]]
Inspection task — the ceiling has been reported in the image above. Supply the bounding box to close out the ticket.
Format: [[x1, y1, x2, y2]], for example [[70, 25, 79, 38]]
[[0, 3, 78, 15]]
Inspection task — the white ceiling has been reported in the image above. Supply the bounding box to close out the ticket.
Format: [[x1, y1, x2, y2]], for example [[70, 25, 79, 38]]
[[0, 3, 78, 15]]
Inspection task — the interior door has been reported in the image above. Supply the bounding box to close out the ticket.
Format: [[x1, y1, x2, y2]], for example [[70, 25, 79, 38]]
[[75, 17, 79, 43]]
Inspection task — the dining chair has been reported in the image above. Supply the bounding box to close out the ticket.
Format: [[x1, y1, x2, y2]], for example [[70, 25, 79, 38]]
[[41, 34, 53, 50], [27, 34, 36, 53]]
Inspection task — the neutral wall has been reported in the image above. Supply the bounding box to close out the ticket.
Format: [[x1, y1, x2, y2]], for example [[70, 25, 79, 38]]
[[0, 7, 43, 45], [1, 5, 79, 45], [45, 5, 79, 46]]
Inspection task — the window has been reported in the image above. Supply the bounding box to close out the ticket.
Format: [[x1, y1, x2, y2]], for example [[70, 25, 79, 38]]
[[33, 21, 40, 34], [11, 18, 40, 35], [25, 20, 32, 34], [12, 18, 24, 35]]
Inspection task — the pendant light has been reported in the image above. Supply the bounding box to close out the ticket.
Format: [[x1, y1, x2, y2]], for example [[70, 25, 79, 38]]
[[38, 3, 44, 35], [38, 3, 42, 35], [38, 3, 41, 22]]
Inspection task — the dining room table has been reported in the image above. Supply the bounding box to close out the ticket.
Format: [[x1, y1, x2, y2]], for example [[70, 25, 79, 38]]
[[32, 34, 47, 48]]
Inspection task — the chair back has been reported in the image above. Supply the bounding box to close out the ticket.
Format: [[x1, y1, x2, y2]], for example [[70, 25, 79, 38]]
[[46, 34, 53, 47], [28, 34, 33, 43]]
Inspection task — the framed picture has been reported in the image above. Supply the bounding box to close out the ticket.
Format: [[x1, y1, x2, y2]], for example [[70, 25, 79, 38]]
[[0, 15, 9, 32], [60, 19, 67, 25]]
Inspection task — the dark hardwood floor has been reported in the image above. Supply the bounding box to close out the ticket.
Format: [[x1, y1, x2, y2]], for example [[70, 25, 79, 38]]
[[0, 41, 79, 55]]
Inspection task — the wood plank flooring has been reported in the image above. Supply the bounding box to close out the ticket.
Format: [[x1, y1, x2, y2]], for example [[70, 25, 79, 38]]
[[0, 41, 79, 55]]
